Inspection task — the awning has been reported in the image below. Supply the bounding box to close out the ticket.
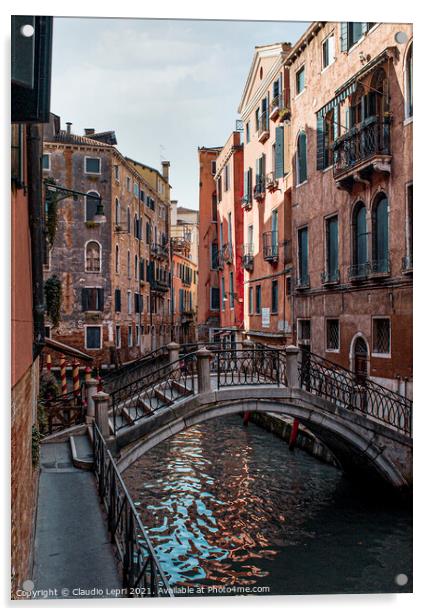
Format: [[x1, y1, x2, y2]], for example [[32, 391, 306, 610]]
[[44, 337, 93, 362], [317, 47, 395, 119]]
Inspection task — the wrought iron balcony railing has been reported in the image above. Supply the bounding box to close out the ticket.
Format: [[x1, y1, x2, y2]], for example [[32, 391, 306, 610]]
[[263, 232, 278, 262], [333, 116, 391, 179], [348, 262, 370, 281], [370, 258, 391, 277], [269, 90, 287, 119], [402, 254, 413, 273], [253, 180, 265, 201], [321, 269, 340, 285], [265, 171, 278, 192], [150, 242, 169, 259], [296, 274, 310, 289], [242, 244, 254, 271], [257, 111, 270, 142]]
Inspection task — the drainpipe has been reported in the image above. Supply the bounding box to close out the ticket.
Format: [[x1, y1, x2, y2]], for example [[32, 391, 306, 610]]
[[27, 123, 45, 357]]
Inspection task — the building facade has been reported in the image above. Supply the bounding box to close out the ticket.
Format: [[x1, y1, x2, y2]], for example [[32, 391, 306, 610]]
[[197, 146, 222, 341], [42, 117, 172, 366], [214, 131, 244, 345], [171, 240, 198, 345], [285, 22, 413, 396], [238, 43, 294, 347], [171, 201, 199, 265]]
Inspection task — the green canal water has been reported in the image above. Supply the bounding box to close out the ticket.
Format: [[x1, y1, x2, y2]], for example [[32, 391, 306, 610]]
[[124, 414, 412, 596]]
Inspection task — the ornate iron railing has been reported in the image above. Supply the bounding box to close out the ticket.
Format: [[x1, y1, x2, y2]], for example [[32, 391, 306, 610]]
[[348, 262, 370, 281], [263, 231, 278, 262], [93, 424, 173, 596], [370, 258, 391, 276], [103, 346, 169, 394], [333, 116, 391, 178], [296, 273, 310, 289], [242, 244, 254, 271], [213, 348, 284, 388], [111, 352, 197, 434], [298, 350, 412, 436], [321, 269, 340, 285], [257, 111, 269, 138]]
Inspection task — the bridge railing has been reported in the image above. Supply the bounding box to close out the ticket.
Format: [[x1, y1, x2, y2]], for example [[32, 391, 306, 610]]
[[41, 384, 86, 435], [102, 345, 169, 393], [212, 348, 284, 388], [93, 424, 173, 596], [299, 350, 412, 436], [111, 351, 198, 433]]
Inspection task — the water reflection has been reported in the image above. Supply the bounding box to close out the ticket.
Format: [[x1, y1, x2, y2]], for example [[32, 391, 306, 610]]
[[124, 415, 412, 594]]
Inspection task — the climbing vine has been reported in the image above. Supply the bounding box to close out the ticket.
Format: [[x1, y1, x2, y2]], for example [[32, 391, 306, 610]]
[[44, 275, 62, 327], [45, 176, 58, 247]]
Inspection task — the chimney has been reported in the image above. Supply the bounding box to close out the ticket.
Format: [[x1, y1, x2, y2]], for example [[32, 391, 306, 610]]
[[161, 160, 170, 182], [66, 122, 72, 135], [84, 128, 95, 135]]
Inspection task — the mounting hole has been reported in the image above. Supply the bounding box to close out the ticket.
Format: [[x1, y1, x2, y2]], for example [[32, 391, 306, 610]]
[[20, 24, 35, 38], [395, 573, 408, 586], [395, 31, 408, 44]]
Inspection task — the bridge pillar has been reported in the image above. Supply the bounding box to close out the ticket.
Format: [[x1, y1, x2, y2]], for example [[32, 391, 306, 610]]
[[196, 348, 213, 394], [285, 345, 300, 388], [242, 339, 255, 350], [85, 378, 99, 423], [93, 390, 110, 438], [167, 341, 180, 364]]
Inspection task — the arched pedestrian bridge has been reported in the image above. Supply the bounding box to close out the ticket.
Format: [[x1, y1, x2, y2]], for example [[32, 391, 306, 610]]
[[91, 343, 412, 491]]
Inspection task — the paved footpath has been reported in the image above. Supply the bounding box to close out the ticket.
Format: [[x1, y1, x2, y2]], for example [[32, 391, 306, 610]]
[[32, 441, 121, 600]]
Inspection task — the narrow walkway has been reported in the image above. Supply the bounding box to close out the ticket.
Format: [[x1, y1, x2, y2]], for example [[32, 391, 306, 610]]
[[32, 440, 121, 599]]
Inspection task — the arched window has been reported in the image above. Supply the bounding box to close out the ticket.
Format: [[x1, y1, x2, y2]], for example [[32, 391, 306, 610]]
[[127, 250, 131, 278], [115, 198, 121, 225], [372, 193, 389, 273], [115, 245, 119, 273], [127, 207, 131, 233], [134, 255, 138, 280], [406, 43, 413, 118], [85, 241, 101, 272], [85, 191, 100, 222], [297, 131, 307, 184], [352, 202, 368, 277]]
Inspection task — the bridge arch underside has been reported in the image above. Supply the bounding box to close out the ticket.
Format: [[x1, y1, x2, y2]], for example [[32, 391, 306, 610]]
[[116, 390, 412, 491]]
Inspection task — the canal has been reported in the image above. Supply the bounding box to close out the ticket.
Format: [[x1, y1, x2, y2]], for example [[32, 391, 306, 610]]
[[124, 414, 412, 596]]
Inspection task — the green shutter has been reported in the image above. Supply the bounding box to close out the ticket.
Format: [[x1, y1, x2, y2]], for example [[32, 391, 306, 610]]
[[244, 170, 248, 201], [340, 22, 348, 52], [316, 115, 325, 170], [275, 125, 284, 179], [333, 105, 339, 140], [361, 22, 368, 35]]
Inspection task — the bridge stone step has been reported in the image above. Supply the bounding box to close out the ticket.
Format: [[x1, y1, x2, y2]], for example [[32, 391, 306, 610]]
[[171, 379, 194, 397], [153, 386, 174, 406]]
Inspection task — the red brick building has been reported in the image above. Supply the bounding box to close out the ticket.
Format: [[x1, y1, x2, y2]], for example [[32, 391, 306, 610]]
[[214, 131, 244, 345], [285, 22, 413, 396], [197, 146, 222, 341]]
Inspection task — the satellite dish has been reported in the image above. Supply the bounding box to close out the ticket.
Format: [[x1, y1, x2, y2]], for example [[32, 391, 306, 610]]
[[395, 31, 408, 44]]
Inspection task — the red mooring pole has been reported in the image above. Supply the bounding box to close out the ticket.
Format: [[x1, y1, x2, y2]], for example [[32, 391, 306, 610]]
[[46, 353, 52, 375], [72, 360, 80, 400], [289, 418, 299, 451], [243, 411, 251, 427], [60, 355, 67, 395]]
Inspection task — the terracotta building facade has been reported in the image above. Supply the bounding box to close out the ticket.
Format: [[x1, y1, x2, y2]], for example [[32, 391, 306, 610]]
[[42, 116, 172, 367], [197, 146, 222, 341], [214, 131, 244, 344], [284, 22, 413, 396]]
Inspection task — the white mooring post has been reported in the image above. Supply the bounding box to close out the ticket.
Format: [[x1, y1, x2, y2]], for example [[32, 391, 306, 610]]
[[285, 345, 300, 388], [196, 348, 212, 394], [167, 341, 180, 365], [85, 378, 99, 423], [93, 390, 110, 438]]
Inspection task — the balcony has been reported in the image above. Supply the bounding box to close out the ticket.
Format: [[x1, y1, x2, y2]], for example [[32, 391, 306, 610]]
[[333, 116, 391, 190], [150, 242, 169, 260], [242, 244, 254, 272], [265, 172, 278, 193], [348, 262, 370, 282], [269, 90, 286, 121], [321, 269, 340, 286], [150, 279, 170, 293], [263, 232, 278, 263], [220, 242, 233, 265], [253, 180, 265, 202], [296, 274, 310, 290], [402, 254, 413, 274], [370, 258, 391, 279], [241, 195, 252, 211], [257, 111, 269, 143]]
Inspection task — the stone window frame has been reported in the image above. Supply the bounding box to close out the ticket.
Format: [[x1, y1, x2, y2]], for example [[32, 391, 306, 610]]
[[84, 324, 103, 350], [115, 325, 121, 349], [42, 152, 51, 171], [321, 31, 336, 72], [404, 39, 413, 121], [84, 156, 101, 175], [85, 190, 101, 222], [325, 318, 340, 353], [127, 325, 133, 348], [84, 239, 102, 273]]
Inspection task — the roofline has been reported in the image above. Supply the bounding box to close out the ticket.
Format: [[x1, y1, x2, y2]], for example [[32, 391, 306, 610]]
[[125, 156, 172, 189], [285, 22, 325, 66]]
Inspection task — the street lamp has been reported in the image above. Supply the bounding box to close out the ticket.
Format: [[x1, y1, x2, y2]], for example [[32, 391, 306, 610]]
[[44, 181, 107, 224]]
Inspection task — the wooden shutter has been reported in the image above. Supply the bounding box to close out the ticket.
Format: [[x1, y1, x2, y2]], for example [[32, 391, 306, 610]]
[[275, 125, 284, 179], [255, 159, 260, 191], [81, 288, 89, 311], [316, 115, 325, 170], [333, 105, 339, 140], [97, 288, 104, 310], [361, 22, 369, 35], [340, 22, 348, 52], [244, 170, 249, 201]]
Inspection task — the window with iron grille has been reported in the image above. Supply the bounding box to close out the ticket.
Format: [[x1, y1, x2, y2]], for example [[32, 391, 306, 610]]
[[271, 280, 278, 313], [326, 319, 340, 351], [373, 318, 391, 354], [298, 319, 311, 341]]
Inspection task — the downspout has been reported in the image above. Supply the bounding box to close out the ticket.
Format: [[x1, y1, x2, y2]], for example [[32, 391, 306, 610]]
[[27, 123, 45, 357]]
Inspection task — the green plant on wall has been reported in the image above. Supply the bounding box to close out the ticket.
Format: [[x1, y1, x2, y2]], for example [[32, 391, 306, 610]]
[[32, 425, 42, 467], [44, 275, 62, 327]]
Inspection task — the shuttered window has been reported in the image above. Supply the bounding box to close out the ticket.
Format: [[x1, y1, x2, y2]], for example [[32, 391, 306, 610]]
[[256, 285, 261, 314], [298, 227, 308, 282], [114, 288, 121, 312], [275, 126, 284, 179], [85, 326, 101, 349], [271, 280, 278, 313], [297, 131, 307, 184], [353, 203, 367, 266], [82, 287, 104, 311], [248, 287, 253, 314], [372, 195, 389, 272], [210, 287, 220, 311], [326, 216, 338, 279]]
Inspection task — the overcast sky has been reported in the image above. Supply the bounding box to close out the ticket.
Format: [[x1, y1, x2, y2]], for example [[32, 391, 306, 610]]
[[51, 17, 309, 209]]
